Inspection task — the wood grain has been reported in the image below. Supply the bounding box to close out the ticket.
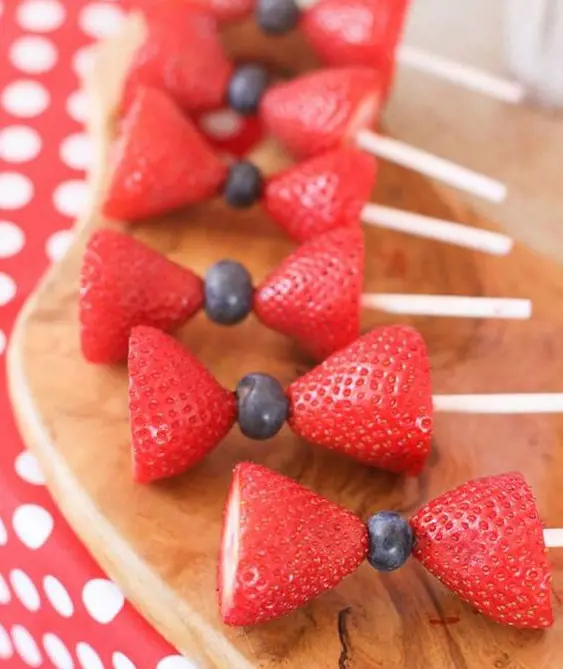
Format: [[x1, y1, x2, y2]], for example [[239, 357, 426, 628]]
[[7, 13, 563, 669]]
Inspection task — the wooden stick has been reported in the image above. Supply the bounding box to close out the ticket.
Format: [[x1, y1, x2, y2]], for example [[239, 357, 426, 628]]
[[361, 294, 531, 319], [361, 204, 513, 255], [433, 394, 563, 414], [397, 45, 526, 105], [355, 130, 507, 203], [543, 529, 563, 548]]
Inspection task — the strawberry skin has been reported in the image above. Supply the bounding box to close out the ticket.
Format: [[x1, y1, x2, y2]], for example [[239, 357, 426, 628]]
[[410, 472, 553, 629], [80, 229, 203, 364], [254, 227, 363, 359], [219, 462, 368, 625], [122, 4, 232, 113], [260, 67, 382, 159], [104, 87, 227, 222], [264, 148, 376, 242], [288, 325, 433, 474], [128, 326, 236, 483]]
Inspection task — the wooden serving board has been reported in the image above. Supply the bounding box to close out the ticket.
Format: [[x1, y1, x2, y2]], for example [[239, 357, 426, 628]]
[[8, 13, 563, 669]]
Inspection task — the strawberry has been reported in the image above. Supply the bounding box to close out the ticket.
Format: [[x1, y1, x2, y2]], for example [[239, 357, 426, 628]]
[[122, 4, 233, 114], [264, 148, 376, 242], [103, 87, 227, 222], [254, 227, 363, 359], [287, 325, 433, 474], [80, 229, 203, 364], [128, 326, 236, 483], [219, 462, 368, 625], [410, 472, 553, 629], [301, 0, 409, 96], [260, 67, 382, 159]]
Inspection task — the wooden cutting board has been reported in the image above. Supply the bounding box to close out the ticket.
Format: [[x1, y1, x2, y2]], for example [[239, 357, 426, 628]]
[[7, 13, 563, 669]]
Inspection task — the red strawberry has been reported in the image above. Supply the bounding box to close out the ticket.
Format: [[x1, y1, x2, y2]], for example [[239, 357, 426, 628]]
[[219, 462, 368, 625], [410, 472, 553, 629], [254, 227, 363, 359], [128, 326, 236, 482], [122, 4, 232, 114], [288, 325, 433, 474], [80, 229, 203, 364], [260, 67, 382, 159], [301, 0, 409, 96], [103, 87, 227, 222], [264, 148, 376, 242]]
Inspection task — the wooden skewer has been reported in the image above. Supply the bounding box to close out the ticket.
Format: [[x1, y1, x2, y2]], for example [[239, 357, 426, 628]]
[[361, 295, 531, 319], [543, 529, 563, 548], [432, 394, 563, 414]]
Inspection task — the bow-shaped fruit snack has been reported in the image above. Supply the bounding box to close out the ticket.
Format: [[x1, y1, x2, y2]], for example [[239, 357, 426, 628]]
[[218, 463, 560, 629], [80, 228, 530, 364]]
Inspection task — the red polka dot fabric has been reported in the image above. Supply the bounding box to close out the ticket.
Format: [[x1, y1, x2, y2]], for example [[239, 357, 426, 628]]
[[0, 1, 259, 666]]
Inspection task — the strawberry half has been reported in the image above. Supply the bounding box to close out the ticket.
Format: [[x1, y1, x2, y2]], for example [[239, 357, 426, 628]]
[[122, 4, 232, 114], [219, 462, 368, 625], [260, 67, 382, 159], [103, 87, 227, 222], [254, 227, 363, 359], [80, 229, 203, 364], [410, 472, 553, 629], [288, 325, 433, 474], [264, 148, 376, 242], [128, 326, 236, 483]]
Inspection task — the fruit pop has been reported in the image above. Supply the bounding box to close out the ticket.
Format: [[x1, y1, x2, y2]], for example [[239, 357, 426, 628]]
[[126, 325, 563, 483], [79, 228, 530, 364]]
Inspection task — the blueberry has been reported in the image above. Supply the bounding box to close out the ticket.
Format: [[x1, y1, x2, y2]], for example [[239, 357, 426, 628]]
[[366, 511, 414, 572], [205, 260, 254, 325], [236, 373, 289, 440], [228, 65, 269, 115], [223, 161, 263, 209], [256, 0, 300, 35]]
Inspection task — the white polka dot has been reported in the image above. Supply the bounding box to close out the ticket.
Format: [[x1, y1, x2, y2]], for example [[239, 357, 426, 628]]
[[17, 0, 66, 32], [1, 80, 50, 117], [53, 181, 88, 218], [60, 134, 91, 170], [0, 517, 7, 545], [9, 36, 58, 74], [43, 634, 74, 669], [0, 221, 25, 257], [76, 643, 103, 669], [200, 110, 243, 139], [0, 574, 11, 604], [82, 579, 124, 624], [43, 576, 74, 618], [72, 47, 94, 78], [67, 90, 88, 123], [15, 451, 45, 485], [0, 173, 33, 209], [0, 331, 5, 355], [113, 652, 136, 669], [9, 570, 40, 612], [11, 626, 42, 667], [0, 126, 41, 163], [12, 504, 54, 549], [0, 273, 16, 306], [0, 625, 13, 660], [46, 229, 73, 261], [157, 657, 197, 669], [79, 3, 125, 39]]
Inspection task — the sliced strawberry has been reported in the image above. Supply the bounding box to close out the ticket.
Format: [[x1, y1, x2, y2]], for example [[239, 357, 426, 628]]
[[260, 67, 382, 159], [410, 472, 553, 629], [128, 326, 236, 482], [80, 229, 203, 364], [264, 148, 376, 242], [104, 87, 227, 222], [122, 4, 233, 114], [288, 325, 433, 474], [219, 462, 368, 625], [254, 227, 363, 359]]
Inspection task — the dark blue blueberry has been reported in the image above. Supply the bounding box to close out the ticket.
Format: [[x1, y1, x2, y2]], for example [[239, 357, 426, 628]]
[[204, 260, 254, 325], [236, 373, 289, 440], [223, 161, 263, 209], [256, 0, 300, 35], [228, 65, 269, 115], [366, 511, 414, 572]]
